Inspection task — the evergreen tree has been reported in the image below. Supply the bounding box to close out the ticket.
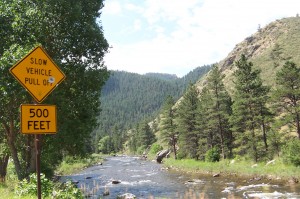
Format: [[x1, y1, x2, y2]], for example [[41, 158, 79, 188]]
[[160, 95, 178, 159], [98, 136, 113, 154], [205, 65, 233, 159], [272, 61, 300, 139], [230, 55, 271, 161], [176, 84, 199, 159], [138, 120, 156, 148], [196, 87, 213, 160]]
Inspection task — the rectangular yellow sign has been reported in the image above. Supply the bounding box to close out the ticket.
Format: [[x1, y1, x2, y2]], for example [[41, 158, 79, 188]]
[[21, 104, 57, 134]]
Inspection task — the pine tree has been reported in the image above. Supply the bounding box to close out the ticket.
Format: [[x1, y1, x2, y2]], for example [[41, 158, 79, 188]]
[[160, 95, 178, 159], [196, 87, 213, 160], [230, 55, 271, 161], [176, 84, 199, 159], [138, 120, 156, 149], [205, 65, 233, 159], [272, 61, 300, 139]]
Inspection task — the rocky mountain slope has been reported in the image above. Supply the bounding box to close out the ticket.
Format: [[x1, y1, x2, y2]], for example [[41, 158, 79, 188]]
[[196, 16, 300, 93]]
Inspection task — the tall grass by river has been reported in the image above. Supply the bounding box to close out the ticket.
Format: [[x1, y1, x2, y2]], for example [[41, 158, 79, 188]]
[[163, 158, 300, 181]]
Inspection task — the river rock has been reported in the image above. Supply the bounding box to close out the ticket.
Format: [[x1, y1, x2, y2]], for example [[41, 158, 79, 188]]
[[156, 149, 170, 163], [288, 177, 299, 184], [112, 180, 121, 184], [213, 173, 220, 177], [117, 193, 136, 199], [71, 180, 79, 185]]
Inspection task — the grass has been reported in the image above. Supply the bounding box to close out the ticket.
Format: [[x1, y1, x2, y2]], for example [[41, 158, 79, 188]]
[[163, 158, 300, 181], [55, 153, 104, 175], [0, 154, 104, 199], [0, 178, 37, 199]]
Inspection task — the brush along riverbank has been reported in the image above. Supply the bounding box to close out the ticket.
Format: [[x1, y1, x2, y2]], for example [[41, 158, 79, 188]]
[[162, 158, 300, 184], [55, 153, 104, 175], [0, 154, 104, 199]]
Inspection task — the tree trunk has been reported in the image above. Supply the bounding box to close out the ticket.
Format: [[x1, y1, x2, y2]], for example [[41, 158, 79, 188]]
[[26, 135, 36, 174], [251, 125, 258, 162], [2, 121, 24, 180], [0, 154, 9, 182], [171, 135, 177, 159], [260, 106, 268, 152], [261, 121, 268, 151], [296, 113, 300, 139], [217, 114, 225, 159]]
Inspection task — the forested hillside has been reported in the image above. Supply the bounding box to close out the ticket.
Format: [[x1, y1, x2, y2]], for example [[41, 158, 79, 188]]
[[110, 17, 300, 168], [93, 66, 211, 152], [153, 16, 300, 164]]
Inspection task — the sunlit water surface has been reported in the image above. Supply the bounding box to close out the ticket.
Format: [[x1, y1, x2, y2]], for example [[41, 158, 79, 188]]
[[61, 156, 300, 199]]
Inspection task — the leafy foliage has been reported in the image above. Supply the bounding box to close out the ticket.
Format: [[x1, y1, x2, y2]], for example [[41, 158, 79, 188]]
[[149, 143, 163, 155], [15, 173, 84, 198], [282, 139, 300, 166], [205, 147, 220, 162], [272, 61, 300, 138], [0, 0, 109, 179], [15, 173, 53, 197]]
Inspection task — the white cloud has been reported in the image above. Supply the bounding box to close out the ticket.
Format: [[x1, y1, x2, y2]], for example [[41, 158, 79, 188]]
[[133, 19, 142, 31], [102, 0, 300, 77], [103, 1, 122, 15], [125, 3, 144, 13]]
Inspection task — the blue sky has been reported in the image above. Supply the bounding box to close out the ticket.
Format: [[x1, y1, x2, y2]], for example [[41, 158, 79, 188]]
[[100, 0, 300, 77]]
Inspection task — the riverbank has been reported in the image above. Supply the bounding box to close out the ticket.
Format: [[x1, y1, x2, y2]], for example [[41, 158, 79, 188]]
[[0, 154, 104, 199], [162, 158, 300, 184], [55, 153, 104, 175]]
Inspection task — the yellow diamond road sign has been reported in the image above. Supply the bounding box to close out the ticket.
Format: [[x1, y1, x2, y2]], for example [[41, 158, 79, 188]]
[[21, 104, 57, 134], [10, 46, 66, 103]]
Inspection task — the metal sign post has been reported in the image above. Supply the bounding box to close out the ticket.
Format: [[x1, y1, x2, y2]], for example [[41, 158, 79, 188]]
[[35, 134, 42, 199]]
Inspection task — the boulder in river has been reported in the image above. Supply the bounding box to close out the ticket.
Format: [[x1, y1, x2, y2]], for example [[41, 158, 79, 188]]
[[112, 180, 121, 184], [117, 193, 136, 199], [156, 149, 170, 163]]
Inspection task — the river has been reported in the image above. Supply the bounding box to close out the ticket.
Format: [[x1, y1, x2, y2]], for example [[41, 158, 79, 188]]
[[61, 156, 300, 198]]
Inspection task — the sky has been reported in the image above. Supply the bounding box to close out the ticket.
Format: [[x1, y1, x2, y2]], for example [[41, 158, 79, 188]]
[[100, 0, 300, 77]]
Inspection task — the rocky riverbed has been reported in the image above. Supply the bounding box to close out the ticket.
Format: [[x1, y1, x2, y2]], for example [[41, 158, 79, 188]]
[[60, 156, 300, 198]]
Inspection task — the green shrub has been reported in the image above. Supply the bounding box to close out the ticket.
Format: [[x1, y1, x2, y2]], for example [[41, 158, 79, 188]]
[[15, 173, 84, 198], [53, 181, 84, 199], [282, 139, 300, 166], [15, 173, 53, 197], [149, 143, 163, 155], [136, 146, 147, 155], [176, 150, 187, 160], [205, 147, 220, 162]]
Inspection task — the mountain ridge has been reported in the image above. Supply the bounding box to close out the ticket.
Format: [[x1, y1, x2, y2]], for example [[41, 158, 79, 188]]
[[214, 17, 300, 93], [95, 65, 211, 140]]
